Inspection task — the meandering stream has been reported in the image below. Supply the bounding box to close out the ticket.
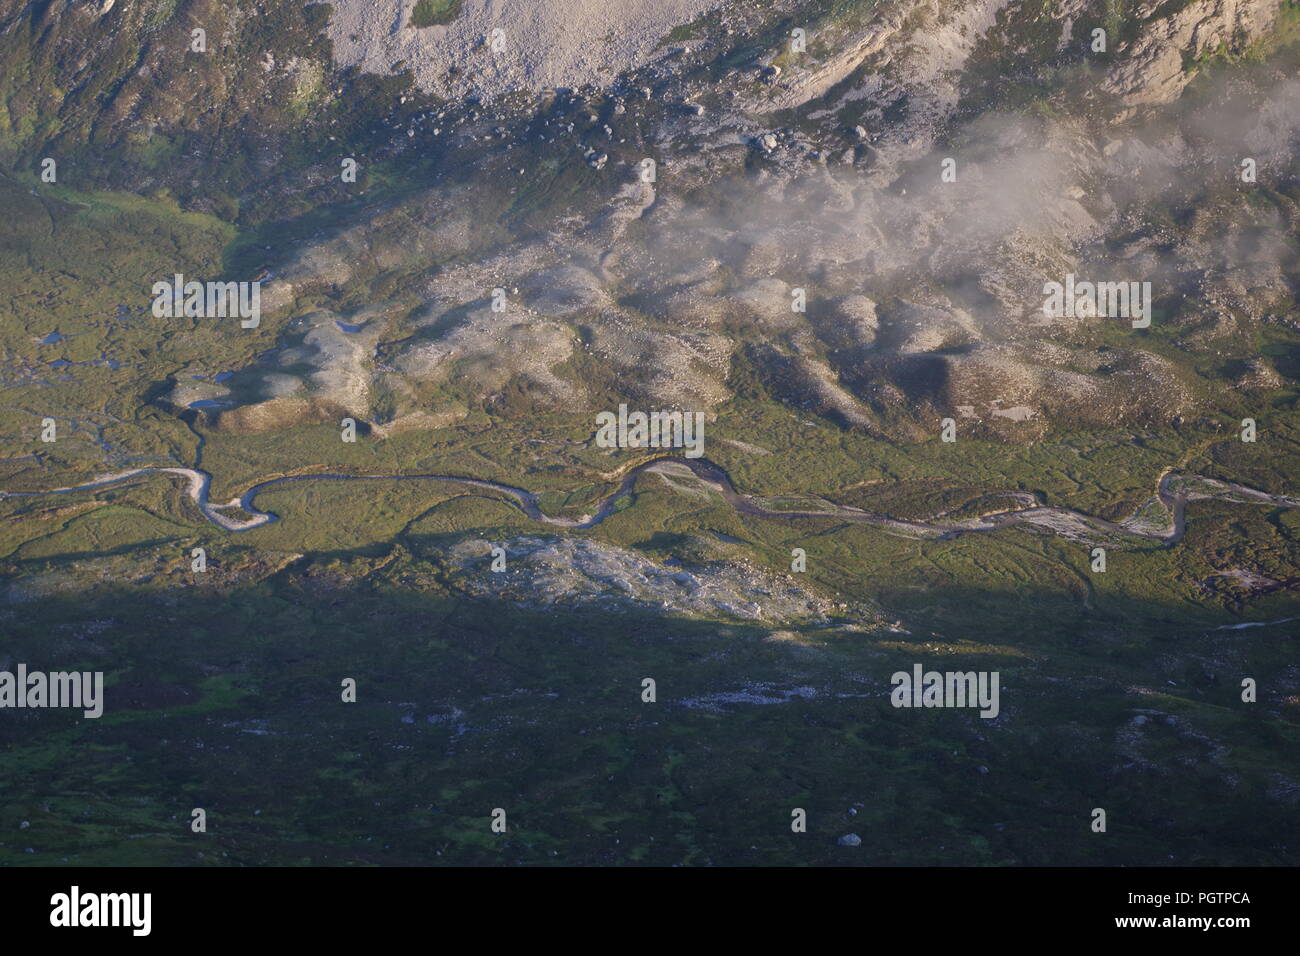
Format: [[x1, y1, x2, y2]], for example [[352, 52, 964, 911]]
[[3, 456, 1296, 545]]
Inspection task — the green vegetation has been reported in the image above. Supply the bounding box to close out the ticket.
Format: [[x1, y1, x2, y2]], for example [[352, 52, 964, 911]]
[[0, 492, 1295, 865], [411, 0, 465, 28], [2, 0, 1298, 868], [1188, 0, 1300, 71]]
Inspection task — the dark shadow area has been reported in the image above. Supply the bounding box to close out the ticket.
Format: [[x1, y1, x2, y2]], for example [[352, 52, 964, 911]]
[[0, 565, 1296, 867]]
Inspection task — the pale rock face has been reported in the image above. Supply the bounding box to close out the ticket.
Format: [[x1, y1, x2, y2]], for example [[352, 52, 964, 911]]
[[447, 535, 860, 623], [730, 278, 796, 329], [180, 0, 1298, 439], [261, 373, 306, 400], [1101, 0, 1282, 114], [813, 295, 879, 351], [325, 0, 727, 101], [523, 266, 610, 316]]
